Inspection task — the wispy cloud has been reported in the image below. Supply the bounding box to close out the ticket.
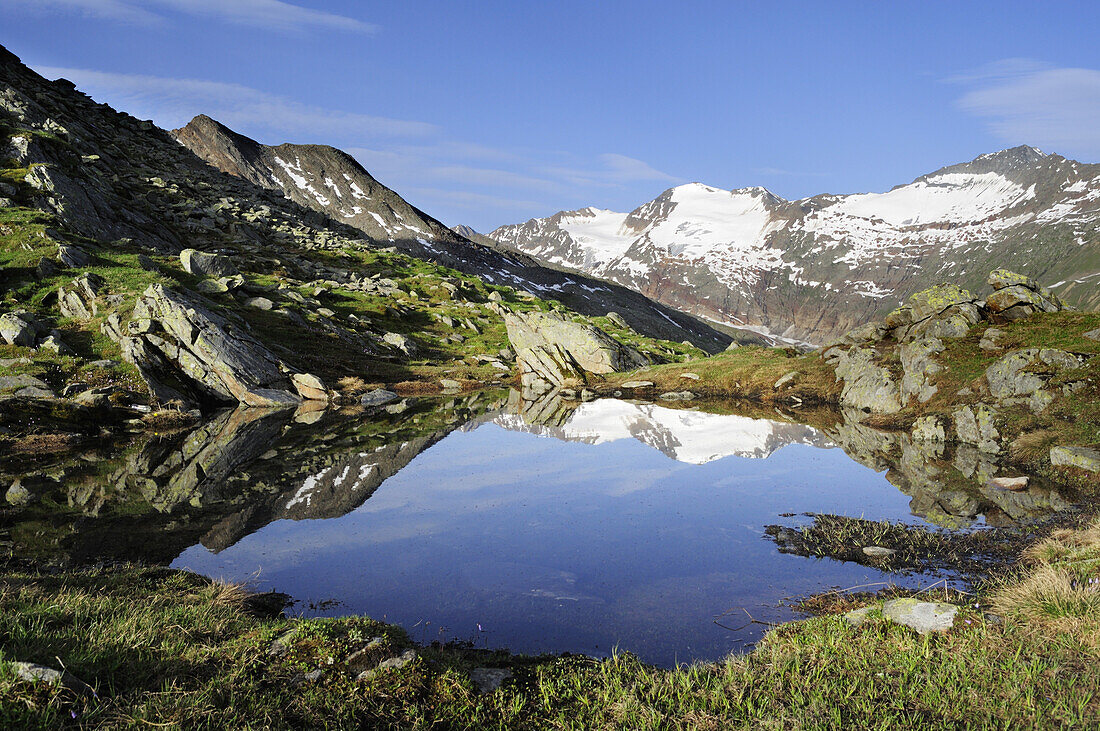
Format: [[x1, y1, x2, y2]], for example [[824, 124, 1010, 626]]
[[31, 65, 680, 228], [4, 0, 376, 34], [953, 59, 1100, 159], [33, 66, 434, 139]]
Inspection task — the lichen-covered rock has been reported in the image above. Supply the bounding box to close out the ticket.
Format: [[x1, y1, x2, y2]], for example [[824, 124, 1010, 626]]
[[912, 415, 946, 443], [1049, 446, 1100, 473], [504, 310, 648, 388], [984, 269, 1069, 320], [887, 284, 981, 342], [122, 284, 299, 407], [985, 349, 1044, 399], [953, 404, 1001, 454], [900, 337, 944, 403], [58, 272, 105, 320], [881, 599, 958, 634], [180, 248, 238, 278], [0, 310, 46, 346], [833, 347, 902, 413], [291, 372, 328, 401]]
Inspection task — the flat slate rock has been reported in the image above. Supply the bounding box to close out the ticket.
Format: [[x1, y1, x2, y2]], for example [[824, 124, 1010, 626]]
[[881, 598, 958, 634]]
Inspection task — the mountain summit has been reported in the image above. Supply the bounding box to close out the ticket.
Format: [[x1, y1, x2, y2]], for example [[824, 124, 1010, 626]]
[[491, 149, 1100, 343]]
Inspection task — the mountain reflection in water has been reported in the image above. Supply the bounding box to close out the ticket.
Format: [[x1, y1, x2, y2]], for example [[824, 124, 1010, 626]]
[[2, 390, 1078, 666]]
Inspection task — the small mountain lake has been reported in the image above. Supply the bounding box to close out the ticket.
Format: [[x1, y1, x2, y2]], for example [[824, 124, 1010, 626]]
[[166, 397, 986, 667], [8, 391, 1073, 667]]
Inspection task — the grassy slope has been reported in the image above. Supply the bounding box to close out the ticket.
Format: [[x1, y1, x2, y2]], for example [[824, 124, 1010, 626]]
[[2, 520, 1098, 728], [1, 131, 703, 405]]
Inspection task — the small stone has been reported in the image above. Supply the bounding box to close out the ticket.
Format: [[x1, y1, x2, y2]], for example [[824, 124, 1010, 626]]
[[195, 279, 229, 294], [440, 379, 461, 391], [488, 291, 503, 302], [844, 606, 874, 627], [621, 380, 655, 389], [469, 667, 512, 694], [1084, 328, 1100, 342], [659, 390, 695, 400], [361, 388, 399, 407], [679, 372, 700, 380], [862, 546, 896, 558], [9, 661, 94, 696], [987, 476, 1029, 491], [57, 244, 91, 267], [881, 598, 958, 634], [5, 481, 32, 506], [774, 371, 799, 389], [245, 296, 274, 310]]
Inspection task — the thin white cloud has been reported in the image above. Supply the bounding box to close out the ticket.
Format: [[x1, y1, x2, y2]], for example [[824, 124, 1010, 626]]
[[33, 66, 435, 139], [954, 59, 1100, 159], [29, 66, 680, 228], [3, 0, 376, 34]]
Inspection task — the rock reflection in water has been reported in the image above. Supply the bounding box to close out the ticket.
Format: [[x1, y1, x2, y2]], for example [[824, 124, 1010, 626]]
[[2, 391, 1076, 572]]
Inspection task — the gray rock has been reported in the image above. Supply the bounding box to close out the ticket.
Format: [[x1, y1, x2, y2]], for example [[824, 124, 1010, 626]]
[[844, 606, 875, 627], [0, 374, 51, 394], [606, 312, 629, 329], [36, 334, 73, 355], [621, 380, 655, 389], [245, 296, 274, 311], [440, 379, 461, 391], [0, 310, 46, 347], [122, 284, 300, 407], [504, 310, 648, 388], [469, 667, 512, 694], [180, 248, 238, 277], [679, 372, 700, 380], [35, 257, 60, 279], [834, 347, 902, 413], [987, 476, 1029, 491], [953, 404, 1001, 454], [774, 371, 799, 389], [979, 327, 1005, 351], [291, 372, 328, 401], [195, 278, 229, 294], [57, 244, 91, 267], [361, 388, 400, 407], [8, 661, 94, 696], [1084, 328, 1100, 342], [985, 349, 1044, 399], [900, 337, 945, 403], [659, 390, 695, 400], [881, 598, 958, 634], [58, 272, 105, 320], [5, 480, 32, 506], [911, 415, 945, 443], [862, 546, 896, 558], [383, 332, 417, 356], [1050, 446, 1100, 472]]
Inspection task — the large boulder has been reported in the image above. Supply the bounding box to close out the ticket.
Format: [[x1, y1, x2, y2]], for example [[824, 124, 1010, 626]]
[[122, 284, 300, 407], [504, 310, 648, 388], [180, 248, 239, 278], [985, 269, 1069, 320], [0, 310, 46, 347], [833, 347, 902, 413], [885, 284, 982, 342]]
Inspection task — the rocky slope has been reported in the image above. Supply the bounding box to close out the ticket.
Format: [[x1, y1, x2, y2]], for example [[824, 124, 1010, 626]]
[[0, 43, 721, 422], [490, 149, 1100, 344], [172, 114, 733, 351]]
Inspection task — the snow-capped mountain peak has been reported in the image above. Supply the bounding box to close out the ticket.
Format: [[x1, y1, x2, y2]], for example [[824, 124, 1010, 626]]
[[490, 147, 1100, 343]]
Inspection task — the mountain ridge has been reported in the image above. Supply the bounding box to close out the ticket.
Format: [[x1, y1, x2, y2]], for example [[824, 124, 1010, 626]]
[[490, 145, 1100, 343]]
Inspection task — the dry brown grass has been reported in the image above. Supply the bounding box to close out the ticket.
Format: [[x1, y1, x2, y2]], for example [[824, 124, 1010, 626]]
[[1008, 428, 1060, 462], [992, 519, 1100, 654]]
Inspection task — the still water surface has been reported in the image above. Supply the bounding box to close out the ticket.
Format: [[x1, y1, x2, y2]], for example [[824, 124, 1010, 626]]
[[173, 400, 948, 666]]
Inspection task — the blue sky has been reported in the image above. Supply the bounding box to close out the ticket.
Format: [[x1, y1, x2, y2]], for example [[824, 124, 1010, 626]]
[[4, 1, 1100, 231]]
